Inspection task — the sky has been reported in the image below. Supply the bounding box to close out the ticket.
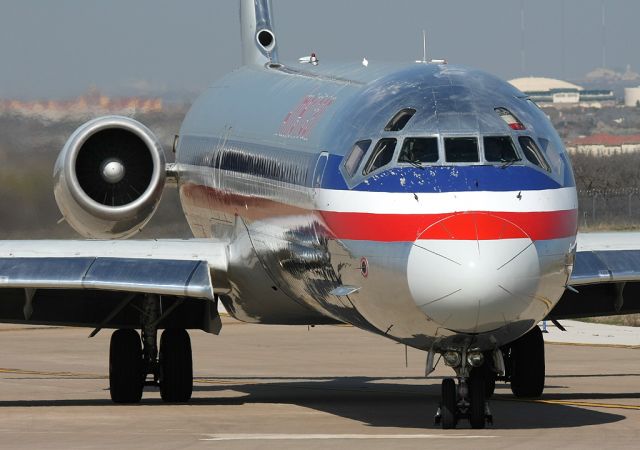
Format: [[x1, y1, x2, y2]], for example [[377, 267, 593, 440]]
[[0, 0, 639, 99]]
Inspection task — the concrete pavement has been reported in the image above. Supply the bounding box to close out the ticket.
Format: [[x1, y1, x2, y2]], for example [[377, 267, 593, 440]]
[[0, 319, 638, 449]]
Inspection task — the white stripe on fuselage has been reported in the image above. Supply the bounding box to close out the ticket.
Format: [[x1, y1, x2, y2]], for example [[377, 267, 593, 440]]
[[315, 187, 577, 214], [180, 164, 576, 215]]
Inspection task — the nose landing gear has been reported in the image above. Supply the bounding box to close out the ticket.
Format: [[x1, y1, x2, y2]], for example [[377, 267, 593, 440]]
[[434, 350, 496, 429], [434, 326, 546, 429], [435, 375, 493, 429]]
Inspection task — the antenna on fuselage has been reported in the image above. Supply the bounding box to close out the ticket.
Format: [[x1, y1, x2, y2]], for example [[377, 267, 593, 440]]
[[415, 30, 447, 65]]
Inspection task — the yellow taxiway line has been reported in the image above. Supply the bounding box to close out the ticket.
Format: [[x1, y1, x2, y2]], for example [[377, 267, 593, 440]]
[[524, 398, 640, 411], [498, 396, 640, 411]]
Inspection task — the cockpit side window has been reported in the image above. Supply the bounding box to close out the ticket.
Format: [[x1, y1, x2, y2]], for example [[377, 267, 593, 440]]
[[384, 108, 416, 132], [518, 136, 551, 171], [344, 140, 371, 176], [363, 138, 397, 175], [399, 137, 439, 164], [484, 136, 520, 163], [444, 137, 479, 163]]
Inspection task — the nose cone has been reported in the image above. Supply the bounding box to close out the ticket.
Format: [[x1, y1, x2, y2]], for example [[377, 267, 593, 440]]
[[408, 213, 541, 333]]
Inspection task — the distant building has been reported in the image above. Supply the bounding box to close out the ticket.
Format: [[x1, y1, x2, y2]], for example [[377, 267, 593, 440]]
[[567, 134, 640, 156], [508, 77, 616, 108], [625, 87, 640, 107]]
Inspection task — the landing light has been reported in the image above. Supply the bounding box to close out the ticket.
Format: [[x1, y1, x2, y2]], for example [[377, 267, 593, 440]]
[[443, 351, 461, 367], [466, 351, 484, 368]]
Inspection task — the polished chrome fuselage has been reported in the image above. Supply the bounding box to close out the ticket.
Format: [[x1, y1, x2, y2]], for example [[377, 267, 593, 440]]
[[175, 62, 578, 352]]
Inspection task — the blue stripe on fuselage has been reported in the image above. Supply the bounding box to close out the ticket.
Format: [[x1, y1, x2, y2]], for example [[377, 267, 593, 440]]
[[322, 155, 568, 193]]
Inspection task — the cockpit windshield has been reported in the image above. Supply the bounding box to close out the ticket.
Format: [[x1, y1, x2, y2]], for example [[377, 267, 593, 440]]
[[342, 130, 559, 185], [363, 138, 397, 175], [519, 136, 551, 172], [444, 137, 479, 163], [398, 137, 439, 164], [484, 136, 520, 163]]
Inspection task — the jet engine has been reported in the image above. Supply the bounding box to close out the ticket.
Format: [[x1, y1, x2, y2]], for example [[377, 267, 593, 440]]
[[54, 116, 167, 239]]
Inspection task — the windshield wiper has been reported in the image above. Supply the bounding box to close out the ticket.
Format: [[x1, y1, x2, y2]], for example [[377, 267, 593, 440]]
[[500, 158, 520, 169], [405, 158, 425, 170]]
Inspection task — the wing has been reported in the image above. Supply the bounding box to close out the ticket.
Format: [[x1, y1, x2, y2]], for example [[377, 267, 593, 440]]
[[550, 232, 640, 320], [0, 239, 229, 334]]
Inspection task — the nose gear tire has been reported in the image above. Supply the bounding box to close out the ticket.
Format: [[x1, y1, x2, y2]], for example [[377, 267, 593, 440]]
[[471, 362, 496, 398], [441, 378, 457, 429], [469, 375, 486, 429]]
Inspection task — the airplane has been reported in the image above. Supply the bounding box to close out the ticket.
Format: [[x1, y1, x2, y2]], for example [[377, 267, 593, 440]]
[[1, 0, 639, 430]]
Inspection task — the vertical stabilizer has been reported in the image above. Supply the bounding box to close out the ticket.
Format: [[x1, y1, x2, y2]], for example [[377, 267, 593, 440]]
[[240, 0, 280, 66]]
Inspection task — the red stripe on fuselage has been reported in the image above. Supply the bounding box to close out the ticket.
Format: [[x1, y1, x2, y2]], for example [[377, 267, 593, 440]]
[[181, 182, 577, 242], [318, 210, 578, 242]]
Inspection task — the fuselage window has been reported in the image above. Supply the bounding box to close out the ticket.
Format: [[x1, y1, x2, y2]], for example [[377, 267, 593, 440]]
[[384, 108, 416, 132], [484, 136, 520, 163], [363, 138, 397, 175], [344, 139, 371, 176], [399, 137, 439, 164], [518, 136, 551, 171], [444, 137, 479, 163]]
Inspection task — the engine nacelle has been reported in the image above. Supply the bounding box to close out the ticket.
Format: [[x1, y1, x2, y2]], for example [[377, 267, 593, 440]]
[[54, 116, 166, 239]]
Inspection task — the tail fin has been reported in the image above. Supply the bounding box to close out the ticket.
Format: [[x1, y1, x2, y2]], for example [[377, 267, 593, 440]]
[[240, 0, 280, 66]]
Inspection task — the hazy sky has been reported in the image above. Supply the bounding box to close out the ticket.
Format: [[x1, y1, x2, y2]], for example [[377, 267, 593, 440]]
[[1, 0, 639, 99]]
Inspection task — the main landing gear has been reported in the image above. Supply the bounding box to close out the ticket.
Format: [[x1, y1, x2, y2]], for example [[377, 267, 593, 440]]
[[434, 326, 545, 429], [501, 325, 545, 398], [108, 295, 193, 403]]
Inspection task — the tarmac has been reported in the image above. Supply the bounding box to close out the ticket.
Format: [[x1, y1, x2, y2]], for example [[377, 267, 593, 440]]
[[0, 318, 638, 449], [542, 319, 640, 347]]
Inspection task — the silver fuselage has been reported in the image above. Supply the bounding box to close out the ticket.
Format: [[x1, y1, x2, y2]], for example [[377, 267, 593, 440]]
[[175, 62, 578, 352]]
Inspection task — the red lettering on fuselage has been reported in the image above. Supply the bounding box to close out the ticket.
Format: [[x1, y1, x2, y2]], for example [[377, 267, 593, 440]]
[[277, 95, 335, 140]]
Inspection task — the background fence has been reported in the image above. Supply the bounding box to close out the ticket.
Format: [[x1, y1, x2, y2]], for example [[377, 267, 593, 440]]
[[578, 188, 640, 229]]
